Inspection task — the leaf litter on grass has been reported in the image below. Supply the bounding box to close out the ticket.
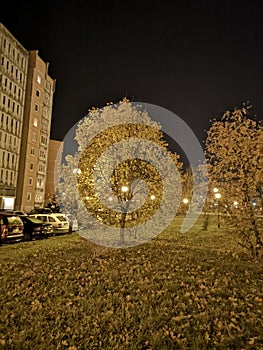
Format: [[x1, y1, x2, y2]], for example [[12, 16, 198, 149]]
[[0, 222, 262, 349]]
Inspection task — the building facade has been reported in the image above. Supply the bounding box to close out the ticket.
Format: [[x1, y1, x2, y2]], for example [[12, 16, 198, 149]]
[[0, 23, 29, 209], [45, 139, 63, 205], [0, 23, 55, 212], [16, 51, 55, 212]]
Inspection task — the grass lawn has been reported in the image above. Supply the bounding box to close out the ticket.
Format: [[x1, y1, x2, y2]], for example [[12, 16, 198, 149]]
[[0, 215, 262, 349]]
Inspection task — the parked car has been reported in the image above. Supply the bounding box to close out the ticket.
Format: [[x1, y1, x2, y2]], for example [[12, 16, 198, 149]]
[[28, 213, 70, 235], [66, 215, 79, 232], [51, 213, 72, 233], [20, 216, 53, 241], [0, 212, 24, 244]]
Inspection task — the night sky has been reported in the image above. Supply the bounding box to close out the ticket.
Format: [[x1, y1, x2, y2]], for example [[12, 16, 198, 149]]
[[1, 0, 263, 146]]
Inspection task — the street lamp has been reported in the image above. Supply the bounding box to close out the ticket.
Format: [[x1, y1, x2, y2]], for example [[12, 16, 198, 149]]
[[182, 198, 189, 204], [121, 185, 129, 193], [215, 192, 221, 228]]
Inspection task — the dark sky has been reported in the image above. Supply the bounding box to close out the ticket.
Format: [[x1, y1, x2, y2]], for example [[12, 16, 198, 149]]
[[1, 0, 263, 146]]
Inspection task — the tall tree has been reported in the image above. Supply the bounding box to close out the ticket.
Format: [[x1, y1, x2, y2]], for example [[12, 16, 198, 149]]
[[57, 98, 183, 246], [205, 104, 263, 258]]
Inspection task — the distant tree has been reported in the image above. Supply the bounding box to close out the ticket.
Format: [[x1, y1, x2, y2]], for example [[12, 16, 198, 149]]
[[57, 98, 183, 245], [205, 104, 263, 258], [47, 194, 61, 213]]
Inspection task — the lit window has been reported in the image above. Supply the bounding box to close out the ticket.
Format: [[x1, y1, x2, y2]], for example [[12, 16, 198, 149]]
[[33, 117, 38, 127], [37, 75, 41, 84]]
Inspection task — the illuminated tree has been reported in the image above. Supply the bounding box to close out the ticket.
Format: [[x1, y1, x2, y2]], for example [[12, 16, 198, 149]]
[[205, 104, 263, 258], [57, 98, 183, 246]]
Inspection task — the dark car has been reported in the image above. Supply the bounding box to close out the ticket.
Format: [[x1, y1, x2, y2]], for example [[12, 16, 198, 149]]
[[0, 212, 24, 245], [20, 216, 53, 241]]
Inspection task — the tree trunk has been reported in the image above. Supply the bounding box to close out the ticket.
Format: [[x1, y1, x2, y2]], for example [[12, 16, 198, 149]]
[[119, 212, 127, 245]]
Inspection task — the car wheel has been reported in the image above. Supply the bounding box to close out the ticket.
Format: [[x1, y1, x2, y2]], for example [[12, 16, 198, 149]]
[[23, 232, 32, 241]]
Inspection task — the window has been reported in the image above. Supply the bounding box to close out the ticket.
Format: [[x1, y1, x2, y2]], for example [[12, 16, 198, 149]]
[[26, 193, 32, 201], [37, 75, 41, 84], [33, 117, 38, 127], [40, 150, 46, 159], [34, 104, 39, 112], [36, 90, 40, 97], [30, 148, 35, 156], [29, 162, 34, 171], [32, 132, 37, 142], [28, 177, 33, 186], [37, 178, 42, 187], [39, 164, 45, 172], [41, 136, 47, 145], [35, 193, 43, 202]]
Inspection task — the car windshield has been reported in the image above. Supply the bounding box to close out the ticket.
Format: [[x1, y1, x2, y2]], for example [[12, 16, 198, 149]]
[[25, 217, 43, 225], [7, 216, 23, 225], [56, 216, 67, 222]]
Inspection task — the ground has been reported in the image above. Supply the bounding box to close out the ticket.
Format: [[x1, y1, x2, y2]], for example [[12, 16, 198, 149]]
[[0, 216, 262, 349]]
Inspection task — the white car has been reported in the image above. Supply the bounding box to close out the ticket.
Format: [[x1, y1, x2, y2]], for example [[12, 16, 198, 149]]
[[29, 213, 70, 235]]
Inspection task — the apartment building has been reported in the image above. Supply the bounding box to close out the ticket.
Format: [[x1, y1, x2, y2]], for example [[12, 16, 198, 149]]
[[45, 139, 63, 204], [0, 23, 55, 212], [0, 23, 29, 209], [16, 51, 55, 212]]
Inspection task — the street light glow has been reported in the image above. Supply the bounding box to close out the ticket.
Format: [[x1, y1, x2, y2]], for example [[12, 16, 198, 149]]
[[121, 185, 129, 193], [213, 187, 219, 193], [183, 198, 189, 204], [215, 193, 221, 199], [150, 194, 156, 200]]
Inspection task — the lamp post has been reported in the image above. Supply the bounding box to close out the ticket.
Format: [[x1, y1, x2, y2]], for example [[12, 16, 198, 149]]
[[118, 184, 132, 245], [215, 192, 221, 228]]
